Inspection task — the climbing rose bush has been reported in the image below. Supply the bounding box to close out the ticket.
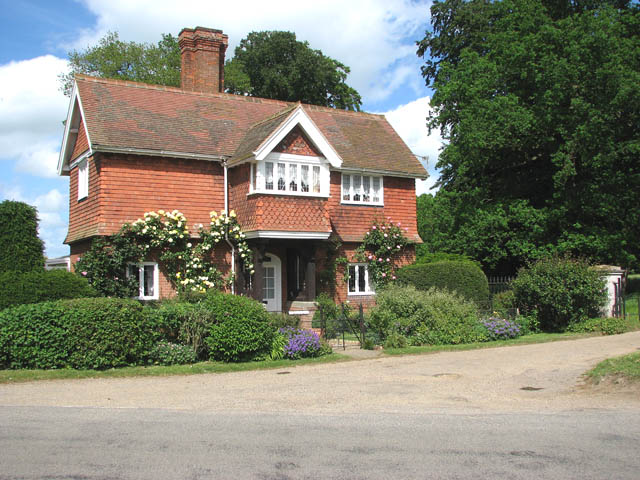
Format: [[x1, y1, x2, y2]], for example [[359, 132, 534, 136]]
[[353, 218, 410, 287]]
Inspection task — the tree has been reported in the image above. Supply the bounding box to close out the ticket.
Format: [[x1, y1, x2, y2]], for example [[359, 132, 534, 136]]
[[60, 30, 362, 111], [60, 32, 181, 96], [0, 200, 45, 273], [417, 0, 640, 273], [225, 31, 362, 111]]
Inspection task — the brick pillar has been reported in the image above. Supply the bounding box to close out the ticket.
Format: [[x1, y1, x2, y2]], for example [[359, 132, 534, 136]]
[[178, 27, 228, 93]]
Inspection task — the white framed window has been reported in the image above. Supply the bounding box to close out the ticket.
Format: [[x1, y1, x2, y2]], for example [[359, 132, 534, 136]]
[[249, 153, 330, 197], [77, 159, 89, 200], [341, 174, 383, 205], [127, 262, 159, 300], [348, 263, 374, 295]]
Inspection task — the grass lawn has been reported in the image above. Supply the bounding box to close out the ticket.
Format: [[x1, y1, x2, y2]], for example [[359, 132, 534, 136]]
[[625, 292, 639, 320], [586, 352, 640, 383], [0, 353, 350, 384]]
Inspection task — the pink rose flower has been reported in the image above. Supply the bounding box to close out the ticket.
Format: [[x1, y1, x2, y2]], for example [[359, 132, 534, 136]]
[[384, 233, 388, 238], [381, 272, 387, 277], [368, 255, 373, 260], [372, 226, 377, 230], [81, 271, 87, 276], [386, 258, 390, 262], [392, 275, 397, 280]]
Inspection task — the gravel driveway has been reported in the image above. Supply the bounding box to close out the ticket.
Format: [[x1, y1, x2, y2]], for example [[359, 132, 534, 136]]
[[1, 332, 639, 414]]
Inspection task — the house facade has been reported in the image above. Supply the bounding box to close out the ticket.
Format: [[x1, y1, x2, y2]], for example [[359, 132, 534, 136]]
[[57, 27, 427, 321]]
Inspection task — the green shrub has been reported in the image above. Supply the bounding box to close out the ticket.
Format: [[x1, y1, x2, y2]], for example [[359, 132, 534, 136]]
[[368, 285, 484, 346], [0, 270, 98, 310], [396, 261, 490, 307], [0, 298, 156, 369], [383, 332, 408, 349], [268, 312, 301, 329], [492, 289, 516, 316], [514, 313, 540, 335], [415, 250, 481, 269], [203, 292, 275, 362], [512, 257, 607, 332], [149, 340, 197, 365], [270, 332, 288, 360], [0, 200, 44, 273], [312, 293, 342, 339], [567, 317, 628, 336]]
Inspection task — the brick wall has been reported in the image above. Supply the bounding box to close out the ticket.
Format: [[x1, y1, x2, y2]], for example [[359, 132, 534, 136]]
[[179, 27, 228, 94], [273, 126, 321, 156], [327, 172, 420, 243]]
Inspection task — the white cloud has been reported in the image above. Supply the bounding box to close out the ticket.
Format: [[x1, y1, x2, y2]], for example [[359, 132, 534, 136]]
[[0, 185, 69, 258], [381, 96, 443, 195], [0, 55, 69, 178], [70, 0, 431, 104]]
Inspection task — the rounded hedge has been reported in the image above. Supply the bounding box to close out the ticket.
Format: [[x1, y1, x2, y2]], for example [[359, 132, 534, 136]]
[[0, 200, 44, 274], [395, 260, 490, 307], [0, 298, 156, 369], [0, 270, 98, 310], [512, 256, 607, 332], [203, 292, 275, 362]]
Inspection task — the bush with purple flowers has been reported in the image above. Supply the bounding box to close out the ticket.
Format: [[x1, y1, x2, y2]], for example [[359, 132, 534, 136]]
[[482, 316, 522, 340], [279, 327, 322, 359]]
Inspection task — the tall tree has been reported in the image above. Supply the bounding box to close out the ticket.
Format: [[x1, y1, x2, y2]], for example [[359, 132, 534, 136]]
[[0, 201, 45, 273], [225, 31, 362, 111], [60, 32, 181, 96], [417, 0, 640, 273], [61, 30, 362, 111]]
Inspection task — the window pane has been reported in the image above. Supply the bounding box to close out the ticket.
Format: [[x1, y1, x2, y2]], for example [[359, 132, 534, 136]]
[[353, 175, 361, 202], [277, 163, 286, 191], [348, 266, 356, 292], [289, 164, 298, 191], [265, 162, 274, 190], [312, 166, 321, 193], [362, 176, 371, 202], [301, 165, 309, 192], [263, 267, 275, 299], [342, 175, 350, 201], [358, 265, 366, 293], [143, 265, 155, 297], [372, 177, 380, 203]]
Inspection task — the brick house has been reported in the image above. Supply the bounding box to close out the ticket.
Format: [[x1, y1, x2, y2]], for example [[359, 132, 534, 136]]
[[57, 27, 427, 322]]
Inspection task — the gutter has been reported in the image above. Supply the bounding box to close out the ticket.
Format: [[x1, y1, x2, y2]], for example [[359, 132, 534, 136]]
[[92, 145, 227, 163], [223, 161, 236, 294]]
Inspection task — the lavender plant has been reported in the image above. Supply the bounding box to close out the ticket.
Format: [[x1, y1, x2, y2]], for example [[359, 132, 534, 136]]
[[482, 316, 522, 340], [279, 327, 321, 359]]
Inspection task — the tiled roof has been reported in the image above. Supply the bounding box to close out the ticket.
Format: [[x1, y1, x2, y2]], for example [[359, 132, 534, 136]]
[[75, 75, 427, 176]]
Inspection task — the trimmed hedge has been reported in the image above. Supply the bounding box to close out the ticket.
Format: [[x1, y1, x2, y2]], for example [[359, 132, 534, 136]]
[[203, 292, 275, 362], [512, 257, 607, 332], [0, 270, 98, 310], [0, 298, 156, 369], [0, 200, 44, 273], [396, 260, 490, 307]]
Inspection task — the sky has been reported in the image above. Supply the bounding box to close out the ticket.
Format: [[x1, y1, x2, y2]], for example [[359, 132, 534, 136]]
[[0, 0, 443, 259]]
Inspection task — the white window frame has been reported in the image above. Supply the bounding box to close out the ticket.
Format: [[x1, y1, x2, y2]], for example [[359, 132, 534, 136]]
[[347, 263, 375, 296], [77, 159, 89, 200], [249, 153, 330, 198], [341, 174, 383, 206], [127, 262, 159, 300]]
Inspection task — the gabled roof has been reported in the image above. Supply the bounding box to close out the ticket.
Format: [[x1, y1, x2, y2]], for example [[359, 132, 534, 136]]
[[58, 75, 427, 178]]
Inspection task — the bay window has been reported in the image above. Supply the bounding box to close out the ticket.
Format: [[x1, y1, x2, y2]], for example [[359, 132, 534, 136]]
[[250, 155, 329, 197]]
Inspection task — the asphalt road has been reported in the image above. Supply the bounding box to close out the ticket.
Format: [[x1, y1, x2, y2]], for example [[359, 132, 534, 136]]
[[1, 333, 639, 479], [1, 406, 639, 479]]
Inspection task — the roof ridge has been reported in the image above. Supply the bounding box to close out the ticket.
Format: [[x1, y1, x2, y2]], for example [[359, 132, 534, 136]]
[[74, 74, 382, 118], [247, 103, 298, 130]]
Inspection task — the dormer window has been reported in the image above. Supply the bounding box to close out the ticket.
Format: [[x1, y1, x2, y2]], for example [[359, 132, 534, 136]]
[[341, 174, 383, 206], [250, 153, 330, 197]]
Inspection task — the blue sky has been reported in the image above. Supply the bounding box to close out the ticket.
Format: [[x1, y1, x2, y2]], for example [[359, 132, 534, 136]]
[[0, 0, 441, 258]]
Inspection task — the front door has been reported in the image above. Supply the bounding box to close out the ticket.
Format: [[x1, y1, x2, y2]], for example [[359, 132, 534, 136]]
[[261, 253, 282, 312]]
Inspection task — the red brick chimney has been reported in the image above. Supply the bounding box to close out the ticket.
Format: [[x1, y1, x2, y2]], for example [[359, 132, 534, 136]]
[[178, 27, 228, 93]]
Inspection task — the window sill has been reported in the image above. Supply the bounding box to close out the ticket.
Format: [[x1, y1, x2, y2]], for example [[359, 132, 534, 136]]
[[340, 201, 383, 207], [347, 291, 376, 296], [248, 191, 330, 199]]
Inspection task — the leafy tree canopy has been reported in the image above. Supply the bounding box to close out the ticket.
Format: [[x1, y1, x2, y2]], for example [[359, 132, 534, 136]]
[[416, 0, 640, 273], [0, 200, 45, 273], [225, 30, 362, 111], [60, 30, 362, 111], [60, 32, 181, 96]]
